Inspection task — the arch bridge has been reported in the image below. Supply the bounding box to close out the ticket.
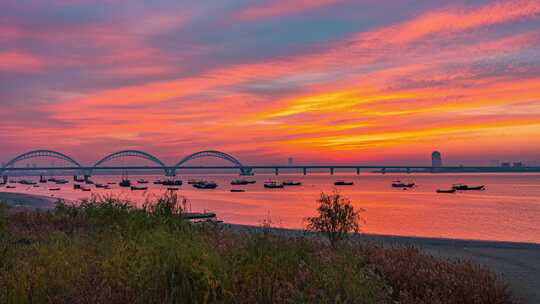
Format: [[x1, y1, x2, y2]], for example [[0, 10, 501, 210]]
[[0, 150, 83, 175], [90, 150, 171, 176], [172, 150, 252, 176]]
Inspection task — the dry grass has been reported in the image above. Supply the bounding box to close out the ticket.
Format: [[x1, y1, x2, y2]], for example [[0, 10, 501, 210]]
[[0, 194, 519, 304]]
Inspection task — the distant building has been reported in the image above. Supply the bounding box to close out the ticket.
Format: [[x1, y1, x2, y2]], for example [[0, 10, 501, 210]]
[[501, 162, 511, 167], [431, 151, 442, 167], [513, 162, 523, 168], [287, 157, 293, 166]]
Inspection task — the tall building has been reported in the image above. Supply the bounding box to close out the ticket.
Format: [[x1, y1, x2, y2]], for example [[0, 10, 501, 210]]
[[431, 151, 442, 167]]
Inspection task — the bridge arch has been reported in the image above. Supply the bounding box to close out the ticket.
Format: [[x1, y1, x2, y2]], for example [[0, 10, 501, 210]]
[[90, 150, 168, 175], [173, 150, 251, 175], [1, 150, 82, 173]]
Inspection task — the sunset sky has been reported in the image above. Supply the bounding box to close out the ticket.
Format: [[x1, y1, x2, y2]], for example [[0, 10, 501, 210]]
[[1, 0, 540, 166]]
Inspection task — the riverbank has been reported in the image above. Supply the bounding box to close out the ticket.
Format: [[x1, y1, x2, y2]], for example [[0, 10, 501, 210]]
[[1, 192, 536, 302], [228, 224, 540, 303], [0, 191, 57, 210]]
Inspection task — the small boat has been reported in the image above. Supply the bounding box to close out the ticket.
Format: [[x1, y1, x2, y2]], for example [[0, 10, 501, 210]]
[[119, 179, 131, 187], [231, 179, 250, 185], [19, 180, 37, 185], [334, 180, 353, 186], [33, 185, 40, 188], [437, 189, 456, 193], [47, 178, 57, 182], [131, 186, 148, 191], [56, 179, 69, 185], [153, 180, 163, 185], [137, 179, 149, 184], [392, 181, 415, 188], [193, 181, 218, 189], [95, 183, 108, 188], [231, 179, 256, 185], [187, 179, 201, 185], [162, 180, 182, 186], [230, 189, 245, 192], [49, 188, 61, 191], [452, 184, 485, 191], [6, 185, 16, 189], [283, 180, 302, 186], [264, 181, 284, 189], [167, 187, 179, 191]]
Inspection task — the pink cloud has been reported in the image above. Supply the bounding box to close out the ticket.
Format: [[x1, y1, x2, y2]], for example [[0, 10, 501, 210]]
[[0, 51, 43, 72]]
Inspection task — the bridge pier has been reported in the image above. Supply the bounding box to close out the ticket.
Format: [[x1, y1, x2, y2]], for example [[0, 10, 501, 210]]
[[275, 168, 279, 175], [382, 168, 386, 174], [303, 167, 307, 175], [330, 168, 334, 175], [356, 167, 360, 175], [406, 168, 411, 174], [166, 168, 176, 177], [240, 167, 253, 176]]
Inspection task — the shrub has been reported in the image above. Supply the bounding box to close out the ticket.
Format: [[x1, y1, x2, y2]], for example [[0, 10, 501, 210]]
[[306, 191, 363, 247]]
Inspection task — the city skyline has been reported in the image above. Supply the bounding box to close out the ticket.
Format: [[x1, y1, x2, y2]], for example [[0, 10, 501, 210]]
[[2, 0, 540, 165]]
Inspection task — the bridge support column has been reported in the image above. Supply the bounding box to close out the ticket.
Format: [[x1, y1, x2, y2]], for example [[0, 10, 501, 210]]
[[303, 167, 307, 175], [406, 168, 411, 174], [330, 168, 334, 175], [356, 167, 360, 175], [275, 168, 279, 175], [382, 168, 386, 174], [2, 176, 7, 183], [166, 168, 176, 177], [240, 167, 253, 176]]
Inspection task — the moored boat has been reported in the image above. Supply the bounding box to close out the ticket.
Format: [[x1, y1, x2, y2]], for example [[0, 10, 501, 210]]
[[167, 187, 179, 191], [452, 184, 485, 191], [392, 180, 415, 188], [193, 181, 218, 189], [6, 185, 16, 189], [230, 189, 245, 192], [283, 180, 302, 186], [334, 180, 353, 186], [437, 189, 456, 193], [137, 179, 149, 184], [49, 188, 61, 191], [131, 186, 148, 191], [162, 180, 182, 186], [264, 181, 284, 188]]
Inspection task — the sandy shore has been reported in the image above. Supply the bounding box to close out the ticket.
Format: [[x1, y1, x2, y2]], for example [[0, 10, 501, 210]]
[[226, 224, 540, 304], [0, 191, 58, 209]]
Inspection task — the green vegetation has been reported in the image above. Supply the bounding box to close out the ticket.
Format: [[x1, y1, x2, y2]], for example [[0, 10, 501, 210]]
[[307, 191, 363, 247], [0, 193, 517, 303]]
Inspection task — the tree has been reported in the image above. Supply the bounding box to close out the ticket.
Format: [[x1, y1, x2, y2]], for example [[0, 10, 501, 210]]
[[306, 191, 363, 247]]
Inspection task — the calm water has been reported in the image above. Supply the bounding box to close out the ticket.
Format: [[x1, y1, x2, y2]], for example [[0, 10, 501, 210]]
[[3, 173, 540, 244]]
